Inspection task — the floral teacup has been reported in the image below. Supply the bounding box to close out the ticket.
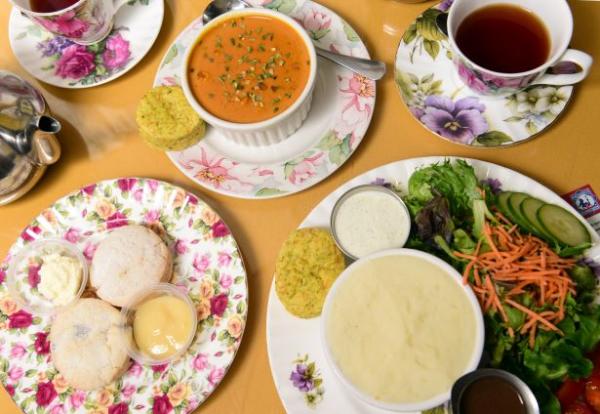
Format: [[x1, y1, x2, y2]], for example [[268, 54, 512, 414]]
[[10, 0, 130, 45], [447, 0, 593, 96]]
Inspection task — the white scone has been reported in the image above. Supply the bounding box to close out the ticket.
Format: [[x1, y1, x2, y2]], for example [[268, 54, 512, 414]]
[[50, 299, 130, 391], [91, 225, 173, 307]]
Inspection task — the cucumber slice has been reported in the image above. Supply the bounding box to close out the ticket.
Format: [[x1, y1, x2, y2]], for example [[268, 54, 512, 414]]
[[537, 204, 591, 247], [520, 197, 556, 241], [508, 192, 537, 233], [497, 192, 515, 222]]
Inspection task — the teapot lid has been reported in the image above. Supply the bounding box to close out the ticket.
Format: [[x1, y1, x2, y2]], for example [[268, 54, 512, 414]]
[[0, 70, 46, 130]]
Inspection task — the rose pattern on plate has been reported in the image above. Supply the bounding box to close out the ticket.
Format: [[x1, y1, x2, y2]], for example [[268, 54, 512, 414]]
[[0, 178, 248, 413], [455, 60, 538, 96], [157, 0, 375, 198], [14, 1, 152, 87], [394, 1, 573, 147], [290, 355, 324, 407], [36, 29, 131, 85]]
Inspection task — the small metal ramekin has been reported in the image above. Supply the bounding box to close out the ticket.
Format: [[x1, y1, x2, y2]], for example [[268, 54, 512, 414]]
[[450, 369, 540, 414], [330, 184, 411, 261]]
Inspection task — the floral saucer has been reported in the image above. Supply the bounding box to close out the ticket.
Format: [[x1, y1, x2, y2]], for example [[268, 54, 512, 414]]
[[155, 0, 376, 199], [266, 157, 598, 413], [394, 1, 574, 147], [9, 0, 164, 88], [0, 178, 248, 413]]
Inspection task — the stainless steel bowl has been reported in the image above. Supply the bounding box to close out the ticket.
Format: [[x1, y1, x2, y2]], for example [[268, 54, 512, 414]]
[[450, 369, 540, 414], [330, 184, 411, 261]]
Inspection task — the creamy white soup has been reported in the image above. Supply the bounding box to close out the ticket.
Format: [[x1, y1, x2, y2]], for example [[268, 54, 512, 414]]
[[325, 254, 478, 404]]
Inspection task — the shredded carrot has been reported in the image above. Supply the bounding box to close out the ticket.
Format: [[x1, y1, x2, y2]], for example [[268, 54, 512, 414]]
[[453, 210, 577, 348]]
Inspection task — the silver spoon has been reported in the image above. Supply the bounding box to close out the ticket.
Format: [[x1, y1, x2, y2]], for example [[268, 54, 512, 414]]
[[202, 0, 387, 80]]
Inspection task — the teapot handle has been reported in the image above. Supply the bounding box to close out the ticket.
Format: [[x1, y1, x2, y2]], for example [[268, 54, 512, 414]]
[[33, 134, 61, 166]]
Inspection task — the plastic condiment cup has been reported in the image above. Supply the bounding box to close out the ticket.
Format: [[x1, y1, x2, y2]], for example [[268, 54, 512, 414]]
[[7, 239, 89, 316], [320, 249, 485, 412], [121, 283, 198, 366], [330, 185, 412, 261]]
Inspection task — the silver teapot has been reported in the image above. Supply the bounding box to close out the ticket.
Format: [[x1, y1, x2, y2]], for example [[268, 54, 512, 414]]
[[0, 70, 61, 205]]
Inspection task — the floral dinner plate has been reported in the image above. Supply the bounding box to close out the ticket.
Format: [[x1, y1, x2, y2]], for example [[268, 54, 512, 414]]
[[0, 178, 248, 413], [9, 0, 164, 88], [154, 0, 376, 199], [266, 156, 599, 414], [394, 1, 574, 147]]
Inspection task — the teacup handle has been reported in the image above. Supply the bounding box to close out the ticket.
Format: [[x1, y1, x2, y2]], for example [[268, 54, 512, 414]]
[[531, 49, 594, 87], [113, 0, 131, 12]]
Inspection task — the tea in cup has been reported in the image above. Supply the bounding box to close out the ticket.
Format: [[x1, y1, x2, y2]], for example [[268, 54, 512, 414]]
[[10, 0, 130, 45], [447, 0, 593, 96]]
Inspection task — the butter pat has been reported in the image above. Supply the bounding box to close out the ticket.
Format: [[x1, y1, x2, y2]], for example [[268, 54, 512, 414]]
[[38, 253, 83, 306]]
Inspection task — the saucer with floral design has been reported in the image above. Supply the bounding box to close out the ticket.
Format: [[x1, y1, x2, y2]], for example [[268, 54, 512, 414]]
[[154, 0, 376, 199], [394, 0, 574, 147], [8, 0, 164, 88]]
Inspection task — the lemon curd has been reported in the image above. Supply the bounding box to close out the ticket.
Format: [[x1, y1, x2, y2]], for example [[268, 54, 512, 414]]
[[133, 295, 194, 360]]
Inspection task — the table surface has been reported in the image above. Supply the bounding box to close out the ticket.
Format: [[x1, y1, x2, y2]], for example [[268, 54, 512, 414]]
[[1, 0, 599, 413]]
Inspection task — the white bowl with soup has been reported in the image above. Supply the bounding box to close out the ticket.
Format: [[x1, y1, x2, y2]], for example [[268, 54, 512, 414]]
[[181, 8, 317, 147], [321, 249, 484, 412]]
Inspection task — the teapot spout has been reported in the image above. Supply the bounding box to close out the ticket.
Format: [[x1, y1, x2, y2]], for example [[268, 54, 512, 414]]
[[35, 115, 61, 134], [0, 115, 61, 155]]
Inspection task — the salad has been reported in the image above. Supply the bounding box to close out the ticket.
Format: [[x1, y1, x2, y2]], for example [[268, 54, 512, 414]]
[[399, 160, 600, 414]]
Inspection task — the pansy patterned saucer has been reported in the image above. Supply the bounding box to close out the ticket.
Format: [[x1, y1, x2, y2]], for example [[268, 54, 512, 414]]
[[155, 0, 376, 199], [0, 178, 248, 413], [9, 0, 164, 88], [394, 1, 574, 147]]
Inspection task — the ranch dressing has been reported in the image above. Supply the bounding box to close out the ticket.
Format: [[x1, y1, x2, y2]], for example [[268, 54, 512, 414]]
[[325, 255, 478, 404], [334, 190, 410, 258]]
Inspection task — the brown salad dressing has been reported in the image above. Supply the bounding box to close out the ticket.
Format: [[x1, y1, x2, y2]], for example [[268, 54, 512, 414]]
[[459, 377, 528, 414]]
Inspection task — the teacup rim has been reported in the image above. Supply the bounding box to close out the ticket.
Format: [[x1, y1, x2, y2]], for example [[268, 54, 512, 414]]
[[446, 0, 574, 78], [9, 0, 87, 17]]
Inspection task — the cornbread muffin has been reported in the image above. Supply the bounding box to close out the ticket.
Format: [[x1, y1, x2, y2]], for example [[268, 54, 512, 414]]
[[275, 228, 345, 318], [50, 299, 130, 390], [136, 86, 205, 151], [91, 225, 173, 307]]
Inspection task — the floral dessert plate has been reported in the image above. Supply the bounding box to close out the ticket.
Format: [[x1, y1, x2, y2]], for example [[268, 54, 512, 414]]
[[394, 1, 574, 147], [266, 156, 598, 413], [0, 178, 248, 414], [154, 0, 376, 199], [9, 0, 164, 88]]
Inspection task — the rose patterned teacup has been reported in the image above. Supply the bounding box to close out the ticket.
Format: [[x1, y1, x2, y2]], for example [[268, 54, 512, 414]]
[[10, 0, 130, 45], [447, 0, 593, 96]]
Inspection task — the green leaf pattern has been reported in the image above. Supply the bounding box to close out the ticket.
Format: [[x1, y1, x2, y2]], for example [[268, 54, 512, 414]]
[[0, 178, 247, 413]]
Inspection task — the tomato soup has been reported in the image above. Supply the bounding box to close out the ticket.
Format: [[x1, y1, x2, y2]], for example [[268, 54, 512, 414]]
[[187, 14, 311, 124]]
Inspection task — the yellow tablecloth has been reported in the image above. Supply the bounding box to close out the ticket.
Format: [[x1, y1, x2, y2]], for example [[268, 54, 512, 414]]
[[1, 0, 599, 412]]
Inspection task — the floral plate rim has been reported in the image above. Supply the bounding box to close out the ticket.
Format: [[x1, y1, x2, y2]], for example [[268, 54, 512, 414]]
[[266, 156, 598, 413], [155, 0, 376, 200], [0, 176, 249, 414], [8, 0, 165, 89], [393, 1, 574, 148]]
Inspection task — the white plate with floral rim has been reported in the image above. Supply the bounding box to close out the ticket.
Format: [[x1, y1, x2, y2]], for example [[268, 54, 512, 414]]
[[154, 0, 376, 199], [394, 1, 575, 148], [0, 178, 248, 414], [266, 156, 599, 414], [9, 0, 164, 88]]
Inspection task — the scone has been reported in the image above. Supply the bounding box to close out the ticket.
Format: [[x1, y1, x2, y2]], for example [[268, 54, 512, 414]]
[[50, 299, 130, 391], [91, 225, 173, 307], [136, 86, 205, 151], [275, 228, 345, 318]]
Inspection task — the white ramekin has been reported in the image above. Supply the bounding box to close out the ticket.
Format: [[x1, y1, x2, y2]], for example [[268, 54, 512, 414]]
[[181, 8, 317, 147], [320, 248, 485, 412]]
